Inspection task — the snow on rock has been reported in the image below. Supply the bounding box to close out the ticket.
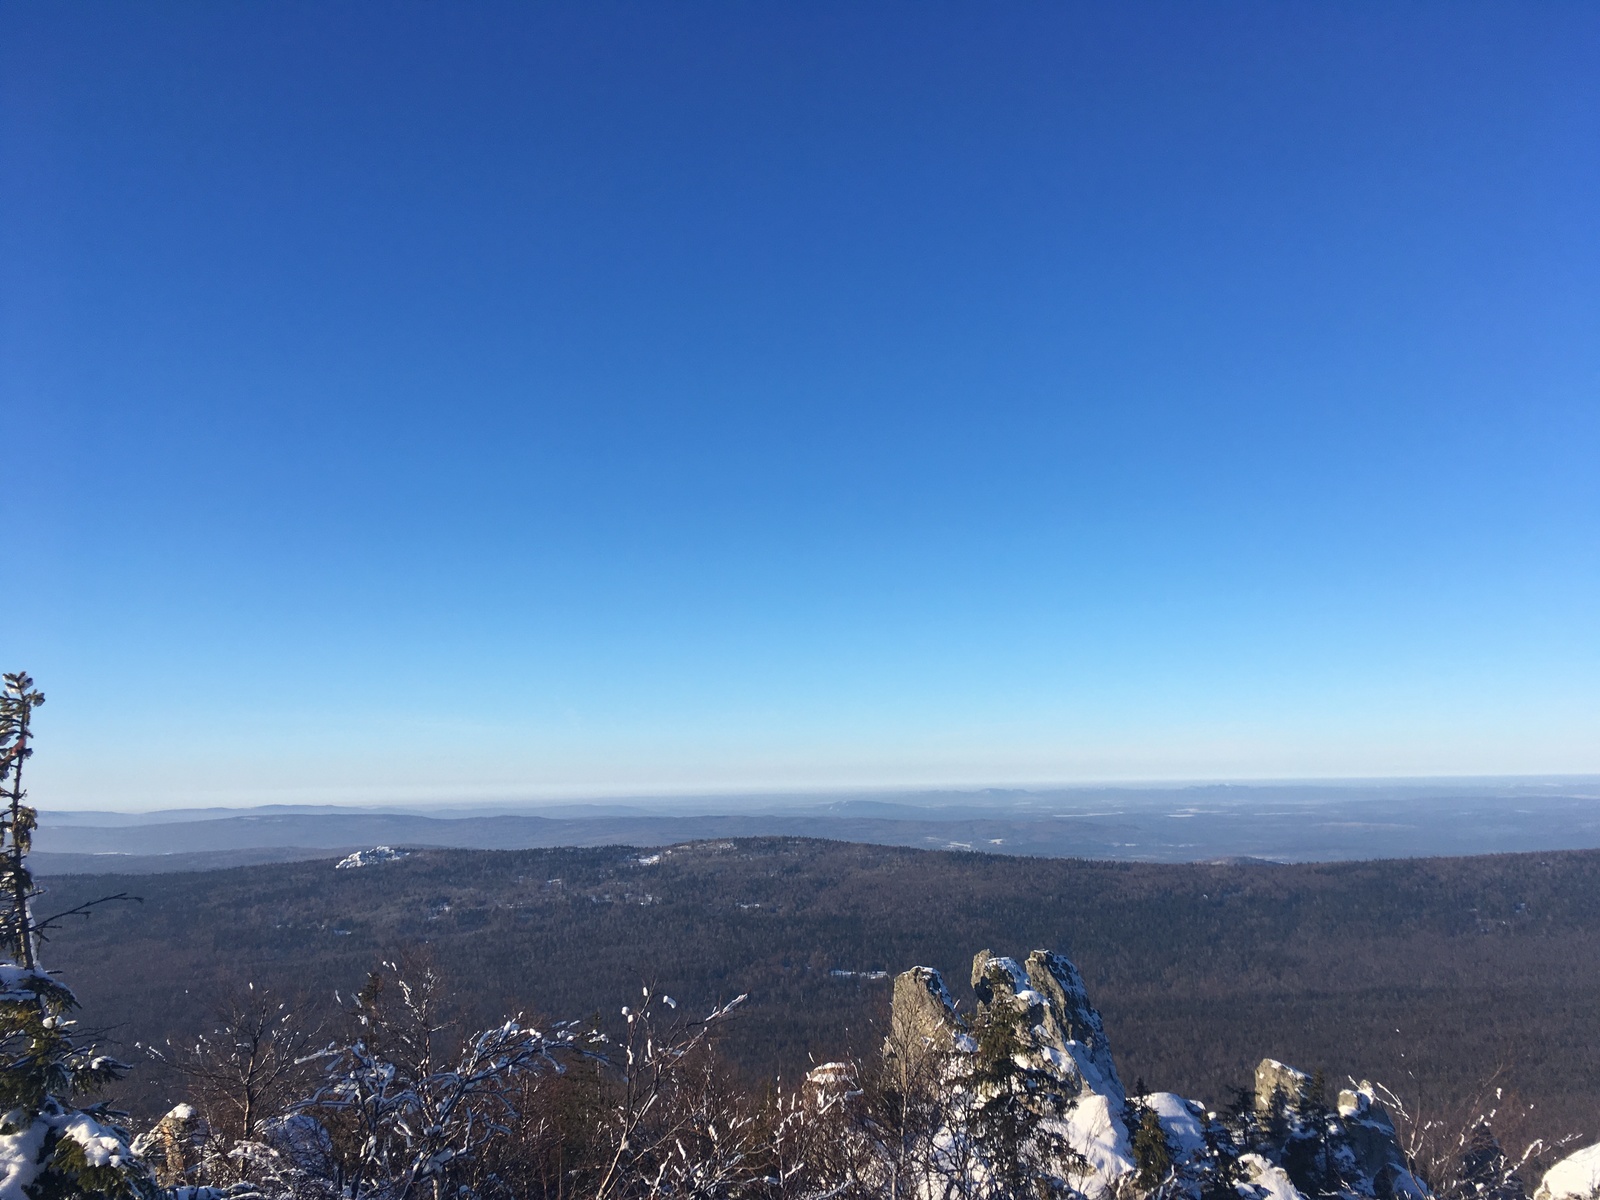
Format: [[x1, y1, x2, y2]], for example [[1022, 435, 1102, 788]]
[[334, 846, 410, 869], [887, 947, 1429, 1200], [970, 948, 1128, 1112], [804, 1061, 862, 1109], [968, 949, 1135, 1187], [1537, 1144, 1600, 1200], [131, 1100, 209, 1176], [1242, 1152, 1310, 1200], [1059, 1092, 1136, 1182], [1021, 950, 1127, 1108], [887, 950, 1140, 1193], [1334, 1080, 1420, 1196], [1139, 1091, 1208, 1159]]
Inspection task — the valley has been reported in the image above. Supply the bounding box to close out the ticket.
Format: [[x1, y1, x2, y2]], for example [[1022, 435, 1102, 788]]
[[36, 837, 1600, 1146]]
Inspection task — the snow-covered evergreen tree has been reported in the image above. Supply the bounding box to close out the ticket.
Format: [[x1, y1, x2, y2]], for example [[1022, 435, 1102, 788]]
[[0, 673, 157, 1200]]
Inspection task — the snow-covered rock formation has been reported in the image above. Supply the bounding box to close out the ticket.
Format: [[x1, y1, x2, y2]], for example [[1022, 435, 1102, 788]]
[[886, 946, 1426, 1200], [972, 948, 1127, 1112], [970, 948, 1136, 1185]]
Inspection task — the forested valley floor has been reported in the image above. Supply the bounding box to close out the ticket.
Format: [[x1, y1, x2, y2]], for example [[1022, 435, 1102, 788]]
[[38, 838, 1600, 1146]]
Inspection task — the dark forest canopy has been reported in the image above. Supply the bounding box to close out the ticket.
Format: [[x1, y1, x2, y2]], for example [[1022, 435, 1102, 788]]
[[37, 838, 1600, 1146]]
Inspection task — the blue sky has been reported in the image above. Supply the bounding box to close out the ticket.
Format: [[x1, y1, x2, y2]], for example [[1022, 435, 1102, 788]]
[[4, 3, 1598, 807]]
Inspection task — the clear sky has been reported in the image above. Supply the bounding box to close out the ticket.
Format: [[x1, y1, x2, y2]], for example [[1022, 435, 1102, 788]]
[[4, 3, 1597, 808]]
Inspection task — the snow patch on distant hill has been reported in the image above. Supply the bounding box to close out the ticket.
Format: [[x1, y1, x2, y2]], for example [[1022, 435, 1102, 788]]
[[334, 846, 409, 869]]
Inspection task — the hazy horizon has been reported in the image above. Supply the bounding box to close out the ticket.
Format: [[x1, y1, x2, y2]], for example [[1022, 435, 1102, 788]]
[[33, 773, 1600, 816]]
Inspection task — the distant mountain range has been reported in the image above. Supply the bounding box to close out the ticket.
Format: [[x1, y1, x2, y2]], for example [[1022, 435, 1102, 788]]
[[32, 778, 1600, 873]]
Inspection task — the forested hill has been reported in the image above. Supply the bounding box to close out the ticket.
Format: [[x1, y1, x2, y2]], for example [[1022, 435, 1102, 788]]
[[38, 838, 1600, 1144]]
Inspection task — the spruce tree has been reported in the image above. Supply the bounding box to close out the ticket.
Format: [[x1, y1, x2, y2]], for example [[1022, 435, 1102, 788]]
[[0, 672, 157, 1199], [1132, 1107, 1174, 1190], [959, 998, 1082, 1198], [0, 673, 42, 966]]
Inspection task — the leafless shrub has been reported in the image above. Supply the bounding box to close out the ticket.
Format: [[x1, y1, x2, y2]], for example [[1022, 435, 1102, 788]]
[[1372, 1069, 1580, 1200]]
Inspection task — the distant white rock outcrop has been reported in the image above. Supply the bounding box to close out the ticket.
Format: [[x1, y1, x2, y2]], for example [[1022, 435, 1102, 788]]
[[334, 845, 410, 870]]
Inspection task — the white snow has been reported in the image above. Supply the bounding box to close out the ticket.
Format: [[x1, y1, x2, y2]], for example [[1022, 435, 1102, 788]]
[[1139, 1092, 1207, 1158], [334, 846, 409, 869], [1259, 1058, 1307, 1081], [0, 1107, 141, 1200], [1538, 1143, 1600, 1200], [1240, 1152, 1308, 1200], [61, 1113, 129, 1168], [1055, 1092, 1135, 1186], [0, 1116, 47, 1200], [1338, 1085, 1377, 1118], [0, 966, 51, 1005], [806, 1062, 857, 1090]]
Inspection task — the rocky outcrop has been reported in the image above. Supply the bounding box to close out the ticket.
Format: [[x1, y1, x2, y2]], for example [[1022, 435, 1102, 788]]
[[1256, 1058, 1312, 1115], [884, 949, 1138, 1192], [131, 1104, 209, 1189], [1337, 1083, 1415, 1195], [333, 845, 409, 869], [886, 947, 1429, 1200], [1250, 1064, 1423, 1200], [803, 1061, 861, 1110], [886, 964, 967, 1072], [971, 948, 1127, 1110]]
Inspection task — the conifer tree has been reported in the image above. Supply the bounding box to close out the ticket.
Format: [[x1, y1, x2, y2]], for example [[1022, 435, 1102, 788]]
[[1133, 1107, 1174, 1190], [0, 672, 157, 1199], [0, 673, 43, 966], [958, 998, 1082, 1198]]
